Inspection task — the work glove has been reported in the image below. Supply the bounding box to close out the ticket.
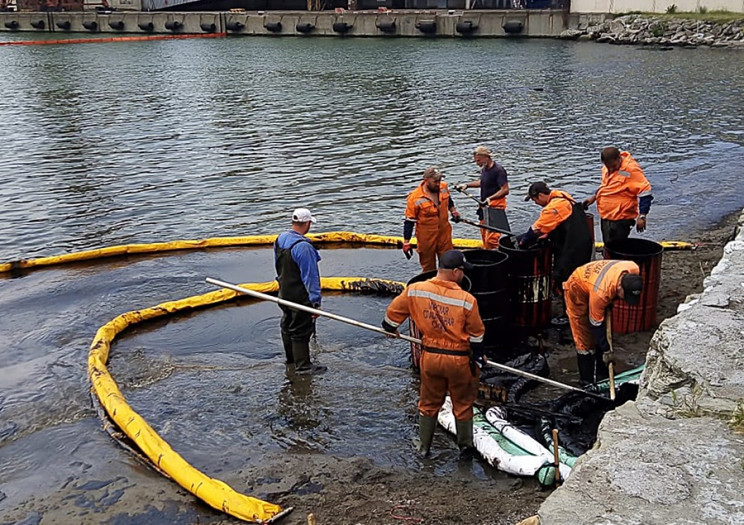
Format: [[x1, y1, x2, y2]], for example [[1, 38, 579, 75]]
[[451, 210, 462, 223], [582, 200, 590, 211], [602, 349, 616, 366], [381, 319, 400, 338], [311, 302, 321, 319], [402, 242, 413, 259], [470, 344, 487, 370], [517, 228, 539, 249], [636, 216, 647, 233], [454, 183, 468, 192]]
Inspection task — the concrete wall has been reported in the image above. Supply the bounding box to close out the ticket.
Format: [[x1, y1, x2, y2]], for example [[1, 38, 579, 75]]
[[0, 9, 570, 36], [534, 210, 744, 525], [571, 0, 744, 13]]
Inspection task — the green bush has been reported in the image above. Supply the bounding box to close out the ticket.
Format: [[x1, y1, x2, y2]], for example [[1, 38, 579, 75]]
[[698, 6, 708, 13], [666, 4, 677, 13], [651, 22, 668, 37]]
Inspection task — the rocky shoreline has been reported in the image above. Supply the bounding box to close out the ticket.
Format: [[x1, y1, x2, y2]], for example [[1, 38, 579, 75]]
[[532, 211, 744, 525], [563, 14, 744, 48]]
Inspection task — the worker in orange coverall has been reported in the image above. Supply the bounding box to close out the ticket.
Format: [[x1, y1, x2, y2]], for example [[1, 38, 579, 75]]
[[402, 167, 461, 272], [583, 147, 653, 245], [563, 260, 643, 385], [518, 181, 593, 307], [382, 250, 485, 457]]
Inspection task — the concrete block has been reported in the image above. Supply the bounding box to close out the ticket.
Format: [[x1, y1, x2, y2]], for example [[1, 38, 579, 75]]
[[538, 402, 744, 525], [642, 306, 744, 416]]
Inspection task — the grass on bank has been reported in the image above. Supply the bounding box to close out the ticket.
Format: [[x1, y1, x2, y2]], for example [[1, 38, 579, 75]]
[[621, 10, 744, 23]]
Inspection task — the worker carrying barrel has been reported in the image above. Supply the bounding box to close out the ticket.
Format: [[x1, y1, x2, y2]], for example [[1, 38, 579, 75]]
[[583, 147, 653, 245], [454, 146, 510, 250], [402, 166, 461, 272], [563, 260, 643, 384], [518, 182, 594, 301], [382, 250, 485, 457]]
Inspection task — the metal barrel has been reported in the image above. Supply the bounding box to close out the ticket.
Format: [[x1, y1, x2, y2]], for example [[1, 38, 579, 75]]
[[463, 249, 510, 349], [604, 238, 663, 333], [498, 236, 553, 332]]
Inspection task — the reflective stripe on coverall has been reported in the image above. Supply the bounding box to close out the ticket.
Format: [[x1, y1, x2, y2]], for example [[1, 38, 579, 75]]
[[596, 152, 652, 221], [384, 277, 485, 420], [563, 260, 640, 353], [405, 181, 454, 272]]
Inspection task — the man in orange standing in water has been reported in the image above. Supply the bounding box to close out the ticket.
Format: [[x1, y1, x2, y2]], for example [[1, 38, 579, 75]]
[[382, 250, 485, 457], [402, 166, 462, 272]]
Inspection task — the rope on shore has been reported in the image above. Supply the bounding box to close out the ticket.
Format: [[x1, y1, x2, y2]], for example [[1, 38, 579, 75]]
[[88, 277, 404, 524], [0, 32, 226, 47], [0, 232, 695, 274]]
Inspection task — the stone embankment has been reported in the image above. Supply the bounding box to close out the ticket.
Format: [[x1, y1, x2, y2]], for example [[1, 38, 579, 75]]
[[561, 14, 744, 48], [530, 211, 744, 524]]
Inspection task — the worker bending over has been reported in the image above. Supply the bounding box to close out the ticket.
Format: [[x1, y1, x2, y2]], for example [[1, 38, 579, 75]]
[[563, 260, 643, 384], [382, 250, 485, 457], [519, 181, 593, 299]]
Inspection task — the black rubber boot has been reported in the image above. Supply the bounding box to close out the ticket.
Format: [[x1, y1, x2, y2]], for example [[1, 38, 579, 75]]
[[292, 340, 327, 375], [577, 352, 597, 386], [282, 332, 293, 364], [418, 415, 437, 457], [455, 418, 475, 459]]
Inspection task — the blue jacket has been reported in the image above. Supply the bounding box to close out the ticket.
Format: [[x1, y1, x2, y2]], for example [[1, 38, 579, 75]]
[[275, 230, 322, 305]]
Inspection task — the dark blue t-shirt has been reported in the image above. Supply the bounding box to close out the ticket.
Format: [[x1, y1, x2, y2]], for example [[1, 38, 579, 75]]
[[480, 162, 508, 201]]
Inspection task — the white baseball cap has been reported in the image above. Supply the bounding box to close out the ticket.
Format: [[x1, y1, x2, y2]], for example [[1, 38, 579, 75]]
[[292, 208, 317, 224]]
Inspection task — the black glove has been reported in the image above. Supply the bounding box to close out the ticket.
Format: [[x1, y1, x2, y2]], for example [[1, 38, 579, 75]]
[[470, 344, 487, 370], [517, 228, 539, 249], [381, 319, 398, 334]]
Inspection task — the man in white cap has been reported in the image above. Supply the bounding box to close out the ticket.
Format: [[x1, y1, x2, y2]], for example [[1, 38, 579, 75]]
[[454, 146, 510, 249], [274, 208, 326, 375]]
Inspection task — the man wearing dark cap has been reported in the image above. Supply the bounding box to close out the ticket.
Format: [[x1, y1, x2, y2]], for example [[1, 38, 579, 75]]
[[583, 147, 653, 244], [454, 146, 510, 250], [403, 166, 461, 272], [274, 208, 327, 375], [563, 260, 642, 384], [518, 182, 593, 302], [382, 250, 485, 457]]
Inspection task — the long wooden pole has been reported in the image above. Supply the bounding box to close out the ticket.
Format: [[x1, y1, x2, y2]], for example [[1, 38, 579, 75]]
[[205, 277, 420, 344], [606, 314, 617, 401], [206, 278, 609, 401]]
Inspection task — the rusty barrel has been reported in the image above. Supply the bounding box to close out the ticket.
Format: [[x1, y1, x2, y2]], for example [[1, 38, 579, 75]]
[[498, 236, 553, 332], [604, 238, 663, 333], [406, 270, 473, 371], [463, 249, 510, 349]]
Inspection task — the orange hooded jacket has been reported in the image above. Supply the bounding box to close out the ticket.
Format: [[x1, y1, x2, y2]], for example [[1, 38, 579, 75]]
[[596, 152, 652, 221]]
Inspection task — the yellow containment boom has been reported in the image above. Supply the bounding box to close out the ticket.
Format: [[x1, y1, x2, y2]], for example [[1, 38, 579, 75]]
[[88, 277, 404, 524], [0, 231, 695, 274]]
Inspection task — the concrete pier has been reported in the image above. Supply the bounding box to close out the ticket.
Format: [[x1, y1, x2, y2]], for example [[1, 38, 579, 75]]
[[0, 9, 605, 37]]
